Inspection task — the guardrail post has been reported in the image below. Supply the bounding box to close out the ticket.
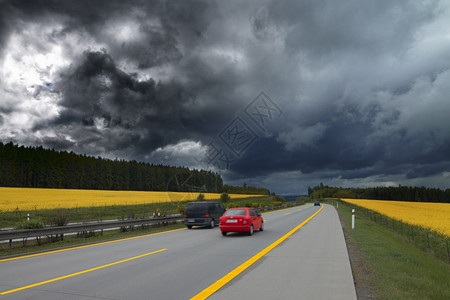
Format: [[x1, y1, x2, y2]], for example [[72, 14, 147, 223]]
[[352, 209, 355, 229]]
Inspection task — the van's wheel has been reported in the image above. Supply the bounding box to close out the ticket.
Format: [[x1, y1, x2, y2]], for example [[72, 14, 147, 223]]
[[222, 231, 227, 236], [187, 225, 192, 229], [209, 219, 215, 228], [248, 225, 254, 236]]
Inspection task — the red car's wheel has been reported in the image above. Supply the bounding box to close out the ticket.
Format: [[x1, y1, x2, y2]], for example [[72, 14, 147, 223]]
[[248, 225, 254, 236]]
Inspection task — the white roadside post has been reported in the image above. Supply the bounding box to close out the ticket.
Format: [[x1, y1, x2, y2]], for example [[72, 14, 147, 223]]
[[27, 213, 30, 222], [351, 209, 355, 229]]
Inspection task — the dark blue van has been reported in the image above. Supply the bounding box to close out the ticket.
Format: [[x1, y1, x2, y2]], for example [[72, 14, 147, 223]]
[[184, 201, 226, 229]]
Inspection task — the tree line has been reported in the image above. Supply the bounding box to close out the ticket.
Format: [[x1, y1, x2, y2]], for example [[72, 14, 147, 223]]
[[0, 142, 222, 192], [308, 183, 450, 203], [222, 184, 270, 195]]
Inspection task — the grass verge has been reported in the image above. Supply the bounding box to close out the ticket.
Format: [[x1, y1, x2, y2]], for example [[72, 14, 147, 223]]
[[331, 200, 450, 300]]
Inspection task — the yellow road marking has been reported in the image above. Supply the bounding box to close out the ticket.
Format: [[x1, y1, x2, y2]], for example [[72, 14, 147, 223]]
[[283, 212, 292, 215], [191, 205, 324, 300], [0, 248, 166, 295], [0, 228, 184, 263]]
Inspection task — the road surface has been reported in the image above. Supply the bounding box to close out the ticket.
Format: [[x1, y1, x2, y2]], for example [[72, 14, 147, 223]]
[[0, 204, 356, 299]]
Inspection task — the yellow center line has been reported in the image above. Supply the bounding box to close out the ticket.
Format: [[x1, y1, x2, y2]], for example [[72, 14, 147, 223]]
[[0, 248, 167, 295], [0, 227, 185, 263], [190, 205, 324, 300], [283, 212, 292, 215]]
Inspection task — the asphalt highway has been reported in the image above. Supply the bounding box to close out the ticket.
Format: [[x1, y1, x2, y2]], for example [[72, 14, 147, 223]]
[[0, 204, 356, 299]]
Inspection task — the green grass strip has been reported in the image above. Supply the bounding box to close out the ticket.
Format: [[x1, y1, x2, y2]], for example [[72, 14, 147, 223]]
[[336, 201, 450, 300]]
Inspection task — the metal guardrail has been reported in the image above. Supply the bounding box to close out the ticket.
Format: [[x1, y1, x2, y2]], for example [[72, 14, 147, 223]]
[[0, 215, 183, 248]]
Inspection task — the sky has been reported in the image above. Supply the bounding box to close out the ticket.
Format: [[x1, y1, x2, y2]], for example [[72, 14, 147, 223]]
[[1, 0, 450, 195]]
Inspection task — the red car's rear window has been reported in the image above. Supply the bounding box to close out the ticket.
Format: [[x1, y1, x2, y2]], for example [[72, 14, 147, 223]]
[[224, 209, 246, 216]]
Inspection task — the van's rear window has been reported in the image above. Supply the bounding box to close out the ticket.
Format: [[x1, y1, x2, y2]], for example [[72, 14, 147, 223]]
[[185, 203, 207, 212]]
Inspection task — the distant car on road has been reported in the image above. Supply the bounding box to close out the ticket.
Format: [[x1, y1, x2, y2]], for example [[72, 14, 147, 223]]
[[184, 201, 226, 229], [314, 201, 321, 206], [219, 207, 264, 236]]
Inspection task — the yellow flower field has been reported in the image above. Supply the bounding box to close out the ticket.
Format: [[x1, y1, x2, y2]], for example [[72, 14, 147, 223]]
[[0, 187, 261, 211], [341, 198, 450, 237]]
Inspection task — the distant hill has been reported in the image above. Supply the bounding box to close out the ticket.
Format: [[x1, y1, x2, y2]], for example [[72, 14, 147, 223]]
[[0, 142, 222, 192]]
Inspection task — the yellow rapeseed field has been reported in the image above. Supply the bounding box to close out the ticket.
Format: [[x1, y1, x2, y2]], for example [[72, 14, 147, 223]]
[[341, 198, 450, 237], [0, 187, 261, 211]]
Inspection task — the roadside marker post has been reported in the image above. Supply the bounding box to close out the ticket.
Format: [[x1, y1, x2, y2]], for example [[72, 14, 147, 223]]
[[352, 209, 355, 229]]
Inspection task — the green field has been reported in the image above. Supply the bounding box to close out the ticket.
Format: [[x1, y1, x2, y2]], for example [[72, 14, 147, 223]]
[[327, 199, 450, 300]]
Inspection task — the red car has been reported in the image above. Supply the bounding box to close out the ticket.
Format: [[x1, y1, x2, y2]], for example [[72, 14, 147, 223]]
[[219, 207, 264, 236]]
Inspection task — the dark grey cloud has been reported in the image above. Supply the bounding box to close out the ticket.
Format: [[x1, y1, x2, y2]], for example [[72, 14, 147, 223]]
[[268, 0, 438, 56], [1, 0, 450, 194], [40, 50, 194, 153]]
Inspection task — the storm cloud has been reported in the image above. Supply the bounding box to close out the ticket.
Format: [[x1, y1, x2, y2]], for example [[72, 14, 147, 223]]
[[1, 0, 450, 194]]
